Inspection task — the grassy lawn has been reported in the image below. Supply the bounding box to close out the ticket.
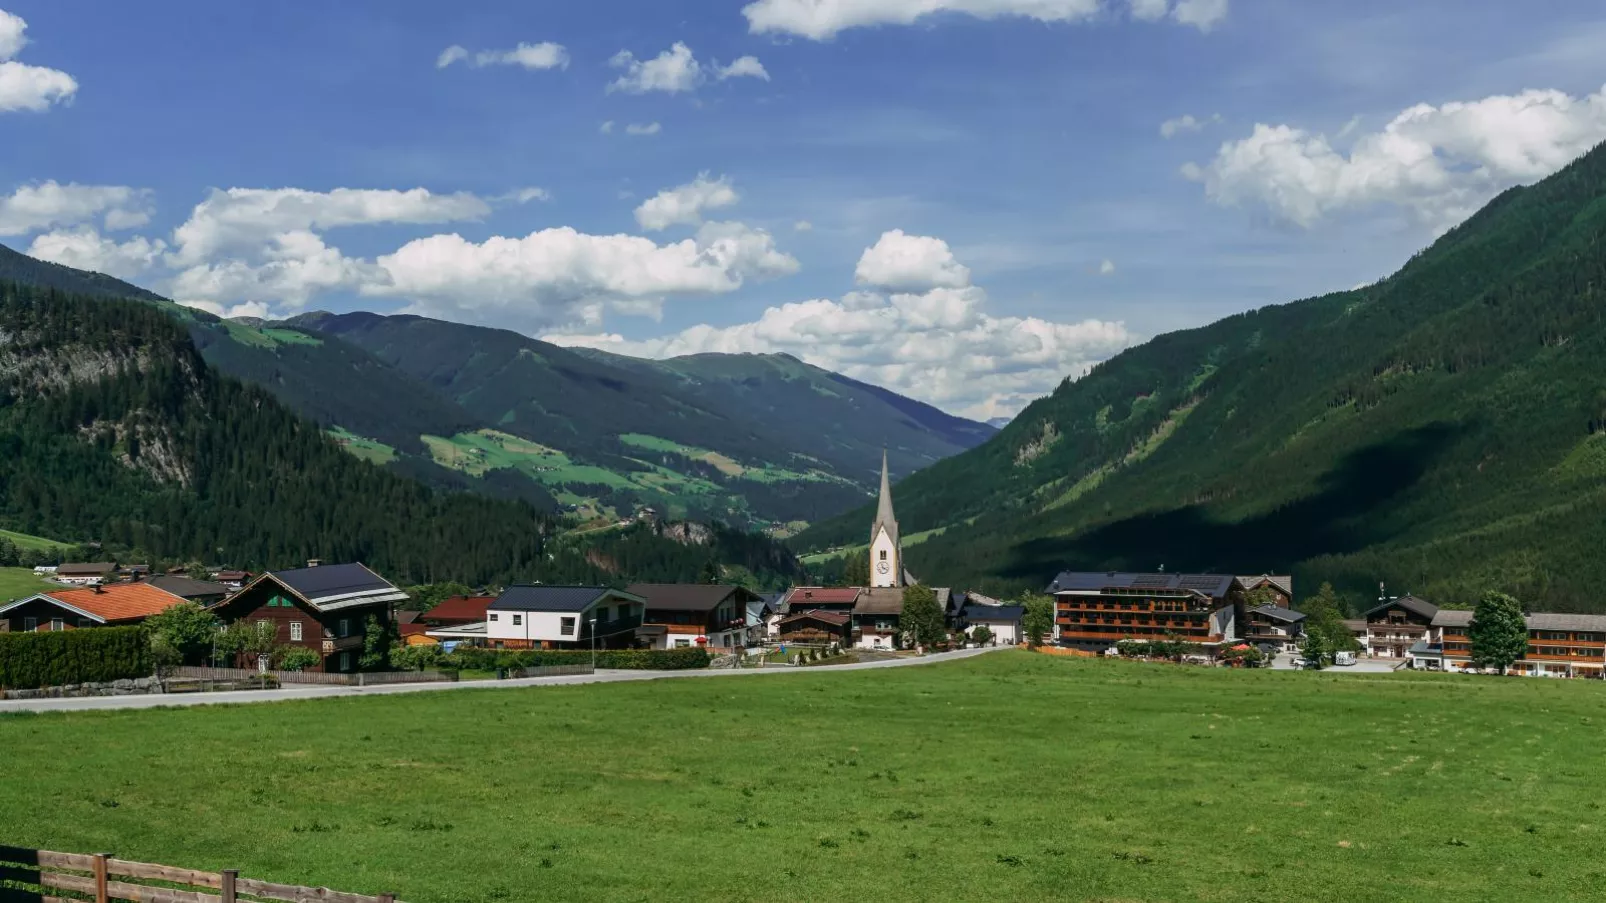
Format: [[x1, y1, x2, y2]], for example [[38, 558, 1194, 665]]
[[0, 566, 51, 602], [4, 654, 1606, 902]]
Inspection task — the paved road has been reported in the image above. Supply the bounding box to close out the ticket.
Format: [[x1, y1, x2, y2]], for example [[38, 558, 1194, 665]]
[[0, 646, 1008, 714], [1268, 652, 1402, 673]]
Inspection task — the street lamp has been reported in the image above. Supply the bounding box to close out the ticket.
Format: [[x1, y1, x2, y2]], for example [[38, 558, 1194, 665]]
[[589, 617, 598, 671]]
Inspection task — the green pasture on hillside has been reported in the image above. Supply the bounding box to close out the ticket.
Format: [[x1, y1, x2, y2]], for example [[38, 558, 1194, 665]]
[[3, 654, 1604, 902], [0, 529, 66, 553], [0, 567, 50, 602]]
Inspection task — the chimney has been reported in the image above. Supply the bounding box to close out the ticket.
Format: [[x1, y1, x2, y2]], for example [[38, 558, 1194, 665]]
[[306, 559, 321, 568], [92, 584, 104, 594]]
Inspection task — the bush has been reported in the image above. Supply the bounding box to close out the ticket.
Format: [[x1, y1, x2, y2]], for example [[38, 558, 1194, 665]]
[[276, 647, 322, 672], [442, 646, 711, 671], [0, 627, 151, 689]]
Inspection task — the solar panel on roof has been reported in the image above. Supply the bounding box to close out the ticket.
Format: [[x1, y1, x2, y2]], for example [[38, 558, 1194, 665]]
[[1130, 575, 1171, 588], [1179, 577, 1223, 590]]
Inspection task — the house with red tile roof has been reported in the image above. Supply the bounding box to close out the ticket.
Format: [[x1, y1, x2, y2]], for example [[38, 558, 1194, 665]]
[[0, 583, 187, 632], [422, 594, 498, 627]]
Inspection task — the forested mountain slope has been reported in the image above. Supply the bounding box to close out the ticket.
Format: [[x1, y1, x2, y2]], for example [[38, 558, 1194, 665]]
[[799, 140, 1606, 612], [288, 311, 994, 528], [0, 244, 992, 529], [0, 284, 804, 589]]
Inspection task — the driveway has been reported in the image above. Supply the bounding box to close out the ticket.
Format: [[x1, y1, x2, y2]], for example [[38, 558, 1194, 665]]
[[1268, 653, 1402, 673], [0, 646, 1008, 714]]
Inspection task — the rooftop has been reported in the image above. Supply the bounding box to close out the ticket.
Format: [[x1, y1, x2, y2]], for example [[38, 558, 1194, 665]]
[[780, 609, 850, 626], [490, 585, 643, 613], [56, 562, 116, 576], [424, 595, 497, 622], [853, 587, 906, 616], [1249, 605, 1307, 623], [141, 575, 230, 599], [628, 583, 753, 612], [1364, 594, 1439, 622], [269, 562, 407, 610], [964, 604, 1024, 622], [0, 583, 187, 624], [1047, 571, 1237, 600], [783, 587, 860, 607]]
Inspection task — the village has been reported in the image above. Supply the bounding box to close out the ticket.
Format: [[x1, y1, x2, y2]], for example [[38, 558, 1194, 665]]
[[3, 453, 1598, 701]]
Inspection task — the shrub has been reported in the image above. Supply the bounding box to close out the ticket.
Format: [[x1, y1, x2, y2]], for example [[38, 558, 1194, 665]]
[[276, 647, 322, 672], [0, 627, 152, 689], [441, 646, 710, 672]]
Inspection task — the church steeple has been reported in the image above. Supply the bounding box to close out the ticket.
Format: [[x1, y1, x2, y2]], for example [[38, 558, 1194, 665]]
[[869, 449, 902, 587]]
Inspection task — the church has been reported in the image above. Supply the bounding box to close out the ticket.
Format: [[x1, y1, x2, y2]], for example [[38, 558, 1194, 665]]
[[851, 450, 949, 650]]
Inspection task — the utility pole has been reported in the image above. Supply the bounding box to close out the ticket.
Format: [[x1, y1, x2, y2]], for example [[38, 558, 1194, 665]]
[[589, 616, 597, 672]]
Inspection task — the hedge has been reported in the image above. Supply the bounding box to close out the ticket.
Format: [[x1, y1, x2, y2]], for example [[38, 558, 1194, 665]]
[[0, 626, 151, 689], [448, 646, 711, 671]]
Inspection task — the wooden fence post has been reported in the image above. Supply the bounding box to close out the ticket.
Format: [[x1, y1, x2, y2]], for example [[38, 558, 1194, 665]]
[[92, 852, 110, 903], [221, 869, 238, 903]]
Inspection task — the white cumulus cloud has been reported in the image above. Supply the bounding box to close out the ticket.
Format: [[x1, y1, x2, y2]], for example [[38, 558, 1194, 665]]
[[437, 41, 569, 70], [549, 233, 1131, 418], [742, 0, 1226, 40], [716, 56, 770, 82], [368, 221, 799, 332], [634, 174, 741, 231], [26, 227, 167, 280], [1172, 0, 1229, 31], [436, 45, 468, 69], [854, 229, 972, 292], [0, 10, 77, 112], [1098, 258, 1116, 276], [1191, 84, 1606, 231], [0, 181, 153, 236], [168, 186, 490, 266], [1160, 112, 1221, 139], [625, 121, 662, 136], [608, 42, 768, 94]]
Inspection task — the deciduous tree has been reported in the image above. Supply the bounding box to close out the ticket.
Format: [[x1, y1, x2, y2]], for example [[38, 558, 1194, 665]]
[[1021, 592, 1054, 647], [901, 585, 944, 650], [1470, 590, 1528, 675]]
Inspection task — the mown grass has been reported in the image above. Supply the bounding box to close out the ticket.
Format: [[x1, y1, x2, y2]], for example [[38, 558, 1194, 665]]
[[0, 566, 51, 602], [3, 653, 1605, 902]]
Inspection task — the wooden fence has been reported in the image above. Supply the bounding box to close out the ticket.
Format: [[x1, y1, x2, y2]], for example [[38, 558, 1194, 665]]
[[168, 667, 458, 687], [0, 845, 403, 903]]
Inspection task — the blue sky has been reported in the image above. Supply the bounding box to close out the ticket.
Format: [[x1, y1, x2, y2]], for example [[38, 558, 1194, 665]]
[[2, 0, 1605, 418]]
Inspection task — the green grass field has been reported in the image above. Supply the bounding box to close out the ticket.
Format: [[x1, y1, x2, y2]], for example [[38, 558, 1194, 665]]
[[0, 528, 66, 553], [326, 426, 397, 465], [4, 654, 1604, 902], [0, 566, 50, 602]]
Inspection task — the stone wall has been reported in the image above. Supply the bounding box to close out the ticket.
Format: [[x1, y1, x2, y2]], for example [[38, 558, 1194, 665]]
[[2, 676, 160, 700]]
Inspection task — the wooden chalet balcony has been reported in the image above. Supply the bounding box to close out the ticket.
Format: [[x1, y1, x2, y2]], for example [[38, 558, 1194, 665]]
[[321, 634, 364, 653], [1523, 650, 1606, 663]]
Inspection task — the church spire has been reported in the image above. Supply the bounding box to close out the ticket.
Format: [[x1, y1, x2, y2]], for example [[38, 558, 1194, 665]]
[[869, 448, 902, 587], [874, 448, 898, 545]]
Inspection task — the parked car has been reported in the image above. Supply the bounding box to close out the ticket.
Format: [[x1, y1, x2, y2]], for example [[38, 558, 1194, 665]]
[[1334, 651, 1357, 666]]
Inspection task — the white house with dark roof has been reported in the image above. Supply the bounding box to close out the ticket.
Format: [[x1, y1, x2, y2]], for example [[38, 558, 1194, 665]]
[[473, 585, 645, 650]]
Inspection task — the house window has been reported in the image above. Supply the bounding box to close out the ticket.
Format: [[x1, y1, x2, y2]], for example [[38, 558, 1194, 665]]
[[879, 550, 887, 560], [50, 618, 63, 632], [512, 614, 523, 627], [675, 639, 691, 648], [597, 606, 609, 623], [339, 652, 351, 672], [338, 618, 350, 638], [290, 622, 303, 642], [22, 617, 36, 631], [561, 617, 576, 636], [489, 613, 499, 622], [78, 619, 92, 628]]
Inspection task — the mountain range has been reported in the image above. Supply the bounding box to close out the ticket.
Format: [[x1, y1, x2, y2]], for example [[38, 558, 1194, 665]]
[[0, 242, 994, 533], [0, 279, 809, 589], [800, 140, 1606, 613]]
